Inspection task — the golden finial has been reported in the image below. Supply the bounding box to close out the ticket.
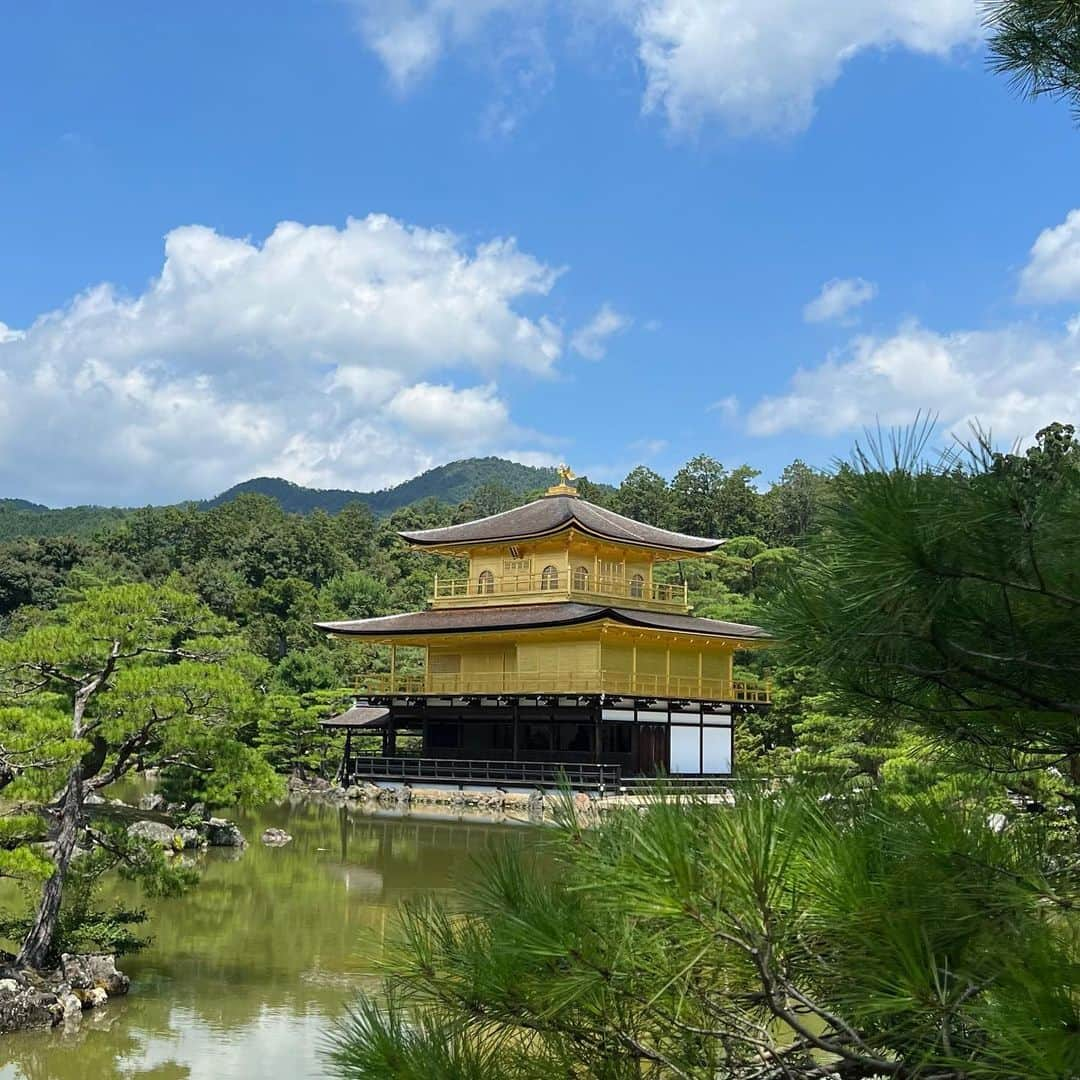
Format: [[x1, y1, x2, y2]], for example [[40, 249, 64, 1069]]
[[546, 463, 579, 497]]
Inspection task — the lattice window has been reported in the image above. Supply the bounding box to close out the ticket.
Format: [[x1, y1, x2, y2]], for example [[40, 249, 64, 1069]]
[[599, 560, 623, 581], [477, 570, 495, 594], [540, 564, 560, 590], [629, 573, 645, 598]]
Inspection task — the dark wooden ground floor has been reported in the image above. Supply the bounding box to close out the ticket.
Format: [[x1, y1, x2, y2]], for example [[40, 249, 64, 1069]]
[[339, 694, 756, 783]]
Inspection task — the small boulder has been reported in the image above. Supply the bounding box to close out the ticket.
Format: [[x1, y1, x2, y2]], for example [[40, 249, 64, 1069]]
[[60, 955, 93, 990], [261, 828, 293, 846], [0, 984, 61, 1034], [59, 991, 82, 1022], [81, 954, 129, 997], [127, 820, 177, 847], [188, 801, 208, 820], [138, 793, 166, 812], [81, 987, 108, 1008], [84, 793, 106, 805], [205, 818, 246, 848], [174, 826, 203, 850]]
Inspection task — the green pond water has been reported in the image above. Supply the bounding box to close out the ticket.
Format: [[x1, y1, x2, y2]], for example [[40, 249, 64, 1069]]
[[0, 798, 533, 1079]]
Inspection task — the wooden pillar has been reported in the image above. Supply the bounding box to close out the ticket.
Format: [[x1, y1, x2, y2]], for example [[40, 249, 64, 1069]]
[[631, 644, 638, 696], [389, 643, 397, 693], [665, 646, 671, 697], [338, 728, 353, 783], [697, 650, 703, 699], [512, 698, 520, 762]]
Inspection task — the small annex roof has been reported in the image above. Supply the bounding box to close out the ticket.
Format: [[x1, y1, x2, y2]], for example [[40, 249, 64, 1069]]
[[316, 602, 769, 642], [398, 493, 722, 555], [319, 704, 390, 729]]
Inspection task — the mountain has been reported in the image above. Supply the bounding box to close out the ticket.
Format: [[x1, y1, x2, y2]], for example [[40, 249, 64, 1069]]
[[0, 457, 560, 541], [202, 457, 558, 515]]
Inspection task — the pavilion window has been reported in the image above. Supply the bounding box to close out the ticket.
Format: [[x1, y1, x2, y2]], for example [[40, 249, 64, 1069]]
[[573, 565, 590, 590], [629, 572, 645, 598], [540, 564, 559, 590], [477, 570, 495, 595]]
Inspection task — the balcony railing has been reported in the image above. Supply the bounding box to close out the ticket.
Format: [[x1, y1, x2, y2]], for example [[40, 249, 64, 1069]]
[[353, 670, 771, 705], [344, 755, 622, 792], [432, 571, 689, 610]]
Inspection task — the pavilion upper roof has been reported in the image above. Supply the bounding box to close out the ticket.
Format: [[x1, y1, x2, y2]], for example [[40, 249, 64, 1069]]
[[399, 493, 723, 555]]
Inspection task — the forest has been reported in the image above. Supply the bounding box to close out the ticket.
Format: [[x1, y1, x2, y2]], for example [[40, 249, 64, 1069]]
[[0, 451, 824, 782], [1, 424, 1077, 1076]]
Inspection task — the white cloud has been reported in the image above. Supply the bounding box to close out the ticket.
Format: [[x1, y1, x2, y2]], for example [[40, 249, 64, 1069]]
[[0, 215, 569, 505], [345, 1, 981, 134], [385, 381, 511, 441], [570, 303, 630, 359], [343, 0, 516, 88], [1019, 208, 1080, 303], [803, 277, 877, 323], [708, 395, 740, 418], [747, 321, 1080, 443], [633, 0, 980, 133]]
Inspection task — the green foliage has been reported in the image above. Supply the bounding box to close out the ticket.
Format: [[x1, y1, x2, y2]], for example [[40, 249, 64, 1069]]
[[330, 787, 1080, 1079], [985, 0, 1080, 120], [258, 689, 354, 777], [768, 422, 1080, 813], [0, 821, 199, 964], [0, 583, 283, 961]]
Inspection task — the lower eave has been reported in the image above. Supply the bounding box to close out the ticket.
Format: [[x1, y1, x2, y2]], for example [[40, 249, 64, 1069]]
[[315, 602, 770, 644]]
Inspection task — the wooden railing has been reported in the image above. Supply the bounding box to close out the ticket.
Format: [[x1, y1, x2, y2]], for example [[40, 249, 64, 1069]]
[[353, 670, 771, 704], [431, 571, 688, 610], [344, 755, 621, 792]]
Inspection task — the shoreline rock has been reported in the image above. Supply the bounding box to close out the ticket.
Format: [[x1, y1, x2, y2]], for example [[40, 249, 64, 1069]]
[[0, 953, 129, 1035], [261, 827, 293, 846]]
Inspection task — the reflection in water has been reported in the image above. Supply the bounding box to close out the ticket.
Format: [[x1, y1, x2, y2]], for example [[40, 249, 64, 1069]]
[[0, 799, 531, 1079]]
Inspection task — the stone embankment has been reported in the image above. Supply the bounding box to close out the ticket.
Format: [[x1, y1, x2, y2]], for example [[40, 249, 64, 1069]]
[[286, 774, 596, 824], [0, 953, 129, 1035]]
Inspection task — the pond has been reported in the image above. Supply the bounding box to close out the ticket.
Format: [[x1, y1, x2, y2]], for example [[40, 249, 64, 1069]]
[[0, 797, 534, 1079]]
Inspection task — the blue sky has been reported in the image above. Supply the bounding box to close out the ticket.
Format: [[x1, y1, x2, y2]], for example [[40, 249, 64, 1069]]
[[2, 1, 1079, 506]]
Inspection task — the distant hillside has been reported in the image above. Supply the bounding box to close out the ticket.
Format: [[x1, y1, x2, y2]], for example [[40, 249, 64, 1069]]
[[0, 501, 130, 542], [203, 457, 559, 515], [0, 457, 559, 542]]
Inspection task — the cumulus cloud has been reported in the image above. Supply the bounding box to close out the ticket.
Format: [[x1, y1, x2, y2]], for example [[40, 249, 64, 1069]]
[[0, 215, 568, 505], [345, 1, 981, 133], [570, 303, 630, 359], [1018, 208, 1080, 303], [633, 0, 979, 133], [747, 322, 1080, 443], [803, 277, 877, 323]]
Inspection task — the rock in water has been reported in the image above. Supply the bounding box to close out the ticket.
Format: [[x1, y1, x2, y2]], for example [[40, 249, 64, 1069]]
[[62, 954, 130, 997], [174, 826, 203, 850], [0, 980, 60, 1034], [261, 828, 293, 846], [205, 817, 246, 847], [59, 991, 82, 1022], [127, 820, 177, 847], [138, 793, 166, 812]]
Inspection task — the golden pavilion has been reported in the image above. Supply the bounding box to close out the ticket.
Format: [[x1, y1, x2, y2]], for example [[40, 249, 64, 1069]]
[[317, 469, 771, 789]]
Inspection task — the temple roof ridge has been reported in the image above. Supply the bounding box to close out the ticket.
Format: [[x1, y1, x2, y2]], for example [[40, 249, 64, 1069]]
[[399, 493, 723, 555]]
